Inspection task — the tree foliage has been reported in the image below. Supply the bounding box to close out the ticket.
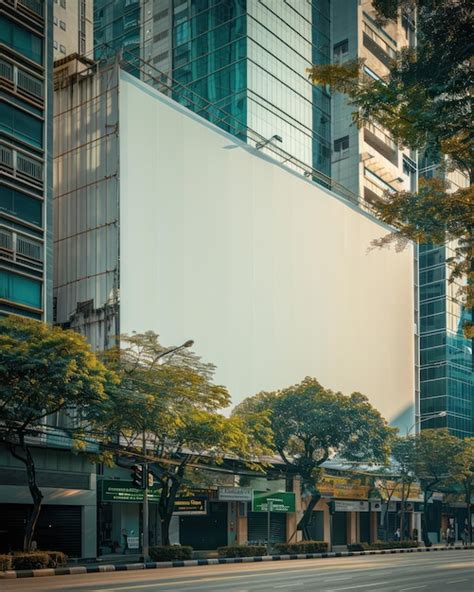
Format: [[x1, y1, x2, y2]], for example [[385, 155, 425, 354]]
[[309, 0, 474, 336], [0, 317, 112, 550], [233, 377, 394, 539], [102, 332, 265, 545], [407, 429, 465, 545]]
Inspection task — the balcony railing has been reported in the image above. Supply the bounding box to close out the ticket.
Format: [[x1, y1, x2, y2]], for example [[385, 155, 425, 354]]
[[0, 142, 43, 186], [17, 0, 44, 18], [0, 226, 43, 269], [0, 58, 44, 104]]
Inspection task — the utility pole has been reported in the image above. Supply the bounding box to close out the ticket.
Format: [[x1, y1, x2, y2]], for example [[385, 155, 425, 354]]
[[142, 430, 149, 562], [266, 499, 273, 555]]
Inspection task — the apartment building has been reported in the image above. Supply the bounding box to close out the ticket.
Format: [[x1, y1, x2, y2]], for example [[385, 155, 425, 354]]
[[0, 0, 52, 320], [53, 0, 92, 59]]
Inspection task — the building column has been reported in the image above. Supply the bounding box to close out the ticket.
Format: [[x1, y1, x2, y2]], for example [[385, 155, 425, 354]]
[[347, 512, 357, 545], [82, 504, 97, 558], [370, 511, 379, 543], [236, 503, 248, 545]]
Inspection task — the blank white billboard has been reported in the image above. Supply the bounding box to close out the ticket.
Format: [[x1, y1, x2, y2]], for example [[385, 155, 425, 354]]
[[119, 72, 415, 430]]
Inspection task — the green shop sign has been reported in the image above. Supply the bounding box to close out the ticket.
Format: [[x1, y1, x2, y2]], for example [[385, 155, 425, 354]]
[[252, 490, 296, 513], [100, 479, 162, 503]]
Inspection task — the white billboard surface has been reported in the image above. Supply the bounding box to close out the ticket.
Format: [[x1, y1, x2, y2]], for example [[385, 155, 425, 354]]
[[119, 72, 415, 429]]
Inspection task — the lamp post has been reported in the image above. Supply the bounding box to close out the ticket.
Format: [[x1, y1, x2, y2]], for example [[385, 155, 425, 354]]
[[142, 338, 194, 562], [406, 411, 447, 436]]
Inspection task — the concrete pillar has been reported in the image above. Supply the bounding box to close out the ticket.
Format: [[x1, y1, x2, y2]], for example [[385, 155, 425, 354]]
[[228, 502, 237, 546], [82, 504, 97, 558], [370, 511, 379, 543], [236, 503, 248, 545], [347, 512, 357, 544]]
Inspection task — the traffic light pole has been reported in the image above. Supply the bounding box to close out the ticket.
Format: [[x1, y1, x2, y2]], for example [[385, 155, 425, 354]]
[[142, 431, 149, 561]]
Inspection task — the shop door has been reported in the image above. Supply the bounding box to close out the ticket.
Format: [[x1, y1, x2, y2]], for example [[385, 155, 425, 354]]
[[179, 502, 228, 550], [308, 511, 325, 541], [359, 512, 370, 543], [0, 504, 82, 557], [247, 511, 287, 544], [332, 512, 347, 545]]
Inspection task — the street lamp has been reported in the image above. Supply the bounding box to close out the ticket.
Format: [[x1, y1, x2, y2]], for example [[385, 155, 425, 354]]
[[142, 338, 194, 562], [406, 411, 447, 436]]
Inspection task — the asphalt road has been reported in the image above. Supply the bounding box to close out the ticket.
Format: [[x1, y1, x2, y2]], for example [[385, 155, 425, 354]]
[[2, 550, 473, 592]]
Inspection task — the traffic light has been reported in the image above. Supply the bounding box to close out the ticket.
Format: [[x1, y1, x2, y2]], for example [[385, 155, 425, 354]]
[[131, 464, 145, 489]]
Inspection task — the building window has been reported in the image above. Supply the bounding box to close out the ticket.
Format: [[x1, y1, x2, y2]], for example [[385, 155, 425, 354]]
[[60, 0, 66, 7], [0, 186, 42, 226], [0, 16, 43, 63], [334, 136, 349, 159], [60, 21, 66, 30], [0, 270, 42, 309], [60, 44, 66, 54], [333, 39, 349, 62], [0, 102, 43, 148], [53, 40, 58, 49], [54, 16, 58, 25]]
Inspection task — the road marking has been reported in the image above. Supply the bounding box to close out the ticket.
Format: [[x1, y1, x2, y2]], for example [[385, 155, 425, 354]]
[[324, 576, 352, 581], [446, 579, 468, 583], [325, 582, 386, 591], [400, 586, 426, 591]]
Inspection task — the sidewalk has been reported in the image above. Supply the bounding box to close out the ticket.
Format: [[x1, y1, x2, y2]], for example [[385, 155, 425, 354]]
[[2, 545, 473, 580]]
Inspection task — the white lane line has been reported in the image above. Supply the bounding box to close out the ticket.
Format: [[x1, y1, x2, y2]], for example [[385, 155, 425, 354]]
[[400, 586, 426, 591], [446, 579, 468, 583], [325, 582, 387, 591], [324, 576, 352, 582]]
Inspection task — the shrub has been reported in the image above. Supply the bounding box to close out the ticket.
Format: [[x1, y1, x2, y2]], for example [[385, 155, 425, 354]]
[[217, 545, 266, 558], [273, 541, 328, 555], [11, 552, 50, 570], [0, 555, 12, 571], [149, 545, 193, 561], [43, 551, 68, 567], [347, 541, 419, 551]]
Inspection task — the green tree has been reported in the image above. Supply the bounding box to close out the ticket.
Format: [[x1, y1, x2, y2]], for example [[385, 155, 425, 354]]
[[234, 377, 394, 539], [452, 438, 474, 544], [391, 436, 418, 540], [0, 317, 112, 551], [409, 429, 464, 546], [309, 0, 474, 337], [102, 332, 263, 546]]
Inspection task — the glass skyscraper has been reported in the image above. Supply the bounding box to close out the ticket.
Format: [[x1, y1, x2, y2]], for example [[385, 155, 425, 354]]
[[418, 164, 473, 438], [0, 0, 53, 321], [94, 0, 331, 177]]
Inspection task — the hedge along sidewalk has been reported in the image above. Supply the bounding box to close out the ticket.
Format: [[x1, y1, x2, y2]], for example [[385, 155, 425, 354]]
[[1, 545, 473, 579]]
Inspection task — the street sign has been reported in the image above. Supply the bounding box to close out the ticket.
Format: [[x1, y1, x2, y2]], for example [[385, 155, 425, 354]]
[[127, 536, 139, 549], [100, 479, 161, 503], [334, 500, 369, 512], [174, 497, 207, 515], [218, 487, 252, 502], [252, 491, 296, 513]]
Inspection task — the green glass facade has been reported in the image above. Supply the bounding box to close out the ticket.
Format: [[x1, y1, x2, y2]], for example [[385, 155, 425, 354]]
[[0, 0, 52, 320], [419, 242, 473, 438], [94, 0, 331, 178]]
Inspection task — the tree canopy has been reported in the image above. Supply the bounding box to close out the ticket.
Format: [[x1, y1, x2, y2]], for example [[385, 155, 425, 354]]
[[309, 0, 474, 336], [102, 331, 265, 545], [0, 317, 112, 550], [233, 377, 394, 539]]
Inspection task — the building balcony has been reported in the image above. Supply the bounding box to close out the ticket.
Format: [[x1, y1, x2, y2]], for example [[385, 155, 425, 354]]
[[0, 57, 44, 107], [0, 141, 43, 188], [3, 0, 44, 22], [0, 225, 43, 271]]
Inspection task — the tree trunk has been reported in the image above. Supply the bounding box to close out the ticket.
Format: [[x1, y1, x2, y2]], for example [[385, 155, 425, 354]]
[[297, 490, 321, 540], [421, 490, 432, 547], [400, 482, 406, 542], [157, 465, 184, 546], [9, 433, 43, 551]]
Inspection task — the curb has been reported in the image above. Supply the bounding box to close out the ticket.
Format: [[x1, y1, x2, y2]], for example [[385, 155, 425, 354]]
[[1, 545, 472, 579]]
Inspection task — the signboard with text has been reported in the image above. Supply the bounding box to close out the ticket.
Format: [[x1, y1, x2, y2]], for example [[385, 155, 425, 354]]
[[252, 491, 295, 513], [218, 487, 252, 502], [174, 497, 207, 515], [334, 500, 369, 512], [100, 479, 161, 503]]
